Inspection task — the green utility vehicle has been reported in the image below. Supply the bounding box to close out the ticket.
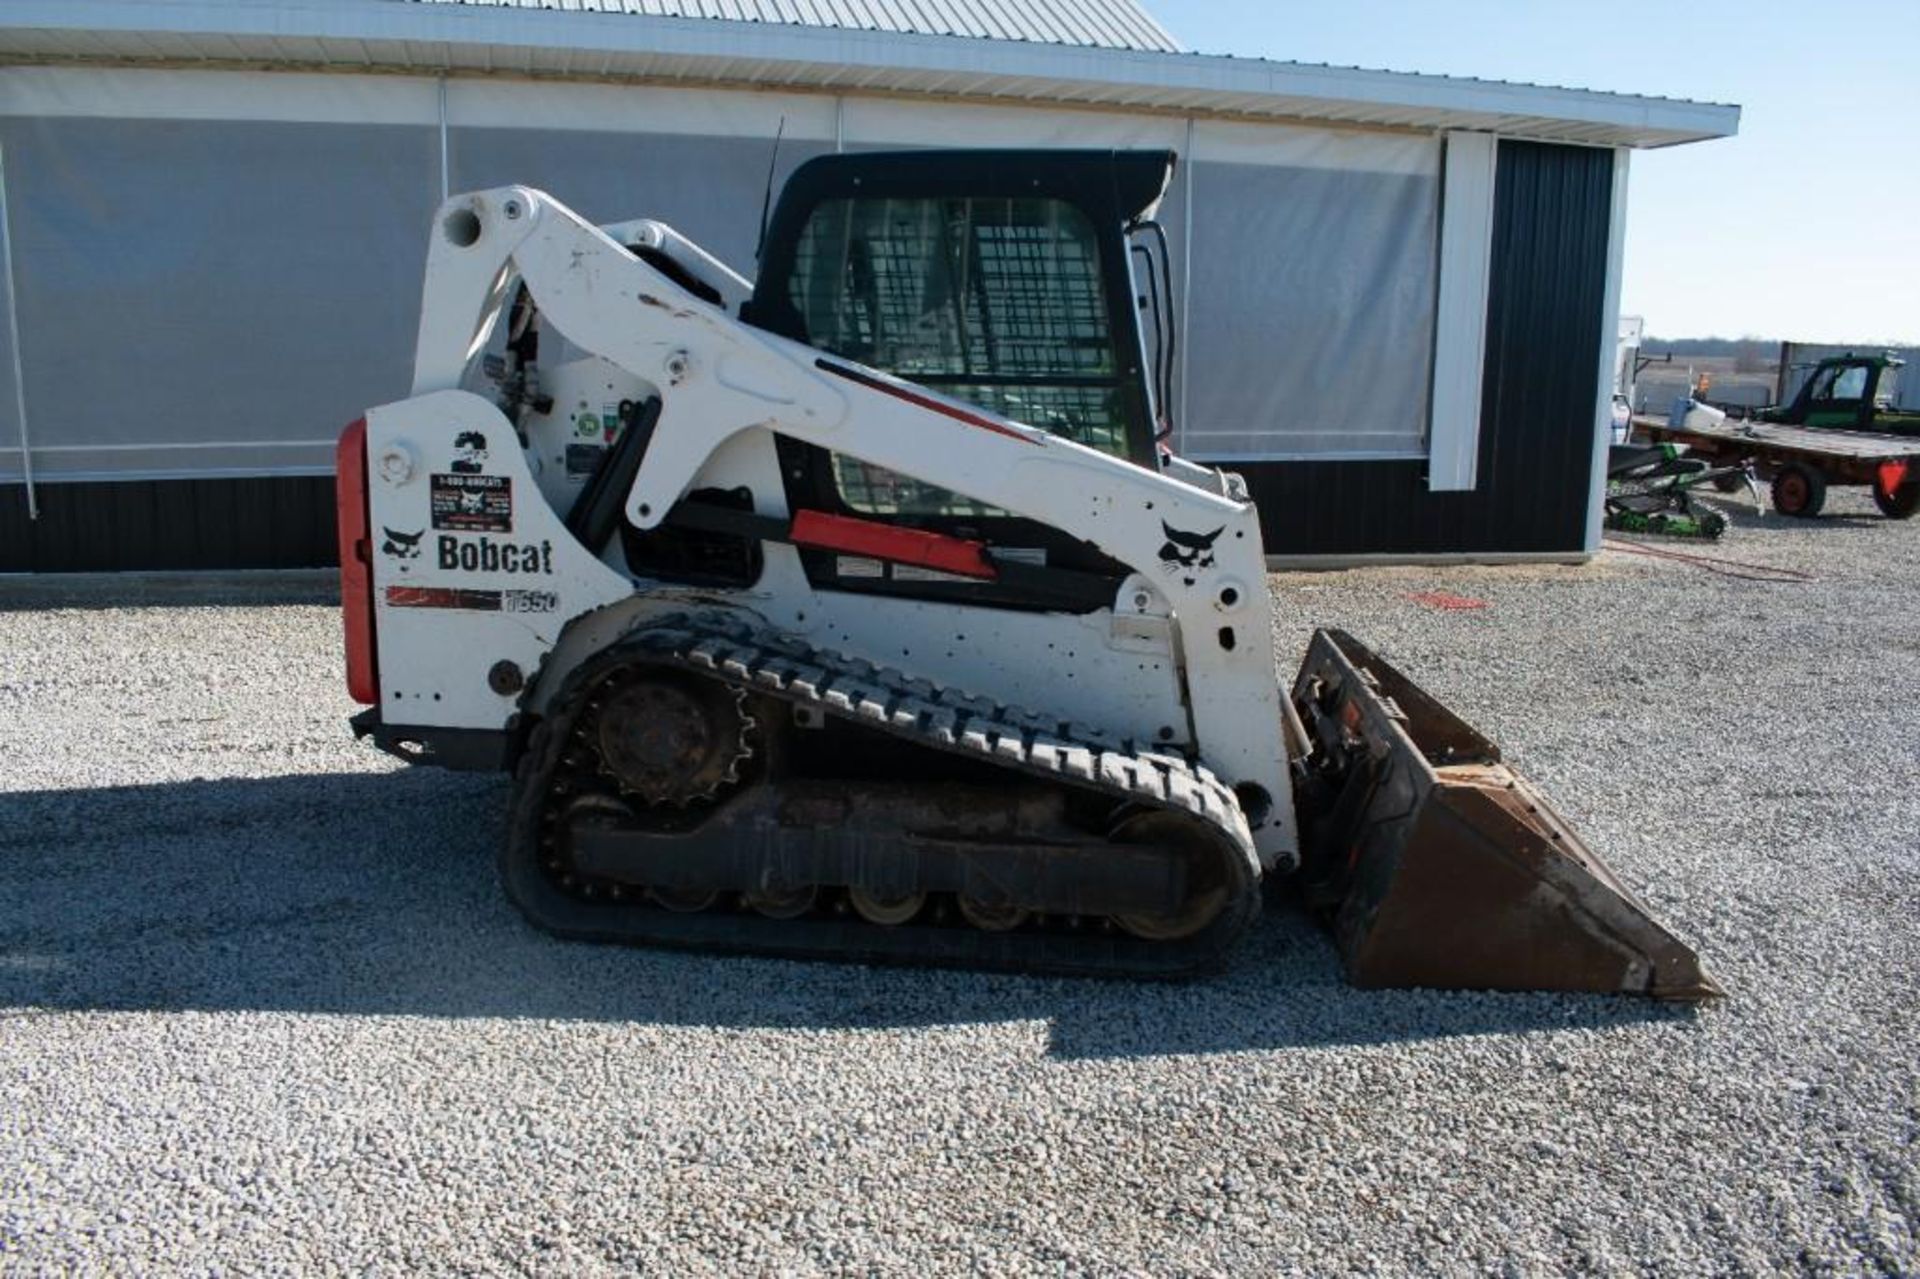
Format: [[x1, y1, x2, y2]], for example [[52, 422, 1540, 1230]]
[[1757, 353, 1918, 436]]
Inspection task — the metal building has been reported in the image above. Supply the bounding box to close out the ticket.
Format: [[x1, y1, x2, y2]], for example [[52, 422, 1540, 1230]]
[[0, 0, 1738, 571]]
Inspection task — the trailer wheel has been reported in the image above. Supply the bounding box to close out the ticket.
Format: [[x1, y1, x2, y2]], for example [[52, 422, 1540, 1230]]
[[1872, 482, 1920, 520], [1771, 465, 1827, 518]]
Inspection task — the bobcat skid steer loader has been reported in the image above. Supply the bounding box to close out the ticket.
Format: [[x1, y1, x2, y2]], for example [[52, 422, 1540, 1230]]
[[337, 150, 1718, 997]]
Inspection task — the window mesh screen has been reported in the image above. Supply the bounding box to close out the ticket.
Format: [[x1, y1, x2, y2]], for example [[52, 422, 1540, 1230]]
[[789, 196, 1127, 515]]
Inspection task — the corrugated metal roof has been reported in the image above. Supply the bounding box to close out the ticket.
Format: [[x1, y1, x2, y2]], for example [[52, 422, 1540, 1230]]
[[0, 1, 1740, 149], [402, 0, 1184, 52]]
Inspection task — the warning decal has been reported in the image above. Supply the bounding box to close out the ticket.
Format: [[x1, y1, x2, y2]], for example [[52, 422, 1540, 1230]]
[[431, 473, 513, 533]]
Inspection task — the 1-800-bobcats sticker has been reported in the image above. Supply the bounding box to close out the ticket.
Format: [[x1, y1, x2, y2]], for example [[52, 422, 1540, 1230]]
[[431, 473, 512, 533]]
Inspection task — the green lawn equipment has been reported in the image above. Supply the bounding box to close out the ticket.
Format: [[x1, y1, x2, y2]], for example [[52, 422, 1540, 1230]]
[[1604, 443, 1757, 539]]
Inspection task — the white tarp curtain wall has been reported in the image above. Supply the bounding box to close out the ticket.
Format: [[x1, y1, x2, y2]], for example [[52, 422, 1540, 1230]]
[[0, 67, 1441, 484], [0, 113, 435, 481], [1182, 125, 1438, 460]]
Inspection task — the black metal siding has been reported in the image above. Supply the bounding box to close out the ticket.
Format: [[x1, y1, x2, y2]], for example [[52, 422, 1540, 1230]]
[[0, 477, 337, 573], [1232, 140, 1616, 557]]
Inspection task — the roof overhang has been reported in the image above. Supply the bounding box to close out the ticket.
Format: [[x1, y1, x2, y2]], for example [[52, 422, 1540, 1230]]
[[0, 0, 1740, 149]]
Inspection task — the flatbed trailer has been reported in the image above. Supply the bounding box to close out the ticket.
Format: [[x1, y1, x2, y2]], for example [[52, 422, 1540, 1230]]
[[1632, 414, 1920, 519]]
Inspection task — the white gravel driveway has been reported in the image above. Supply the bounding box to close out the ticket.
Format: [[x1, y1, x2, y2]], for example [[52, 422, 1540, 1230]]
[[2, 490, 1915, 1273]]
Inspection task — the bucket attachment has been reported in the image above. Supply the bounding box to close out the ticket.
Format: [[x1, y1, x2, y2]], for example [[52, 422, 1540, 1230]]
[[1289, 629, 1721, 1001]]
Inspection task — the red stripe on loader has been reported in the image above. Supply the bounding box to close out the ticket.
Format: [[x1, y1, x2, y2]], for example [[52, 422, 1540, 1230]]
[[385, 586, 504, 611], [790, 509, 998, 581], [817, 359, 1040, 445], [335, 419, 379, 705]]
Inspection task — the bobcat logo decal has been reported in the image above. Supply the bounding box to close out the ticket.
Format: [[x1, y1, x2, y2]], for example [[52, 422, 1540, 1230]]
[[381, 527, 424, 561], [1158, 521, 1224, 586]]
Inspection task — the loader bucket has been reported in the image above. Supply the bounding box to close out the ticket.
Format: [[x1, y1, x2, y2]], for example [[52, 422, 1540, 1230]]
[[1289, 629, 1721, 1001]]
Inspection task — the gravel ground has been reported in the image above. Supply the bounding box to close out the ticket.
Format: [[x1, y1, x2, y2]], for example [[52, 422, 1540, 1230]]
[[2, 489, 1916, 1274]]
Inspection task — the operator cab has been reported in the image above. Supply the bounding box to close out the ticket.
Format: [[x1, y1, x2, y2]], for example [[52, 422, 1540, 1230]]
[[744, 149, 1180, 611], [1803, 357, 1876, 429], [479, 150, 1185, 610]]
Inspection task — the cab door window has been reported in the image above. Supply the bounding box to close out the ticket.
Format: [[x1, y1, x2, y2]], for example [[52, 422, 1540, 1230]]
[[788, 195, 1128, 515], [1828, 364, 1869, 401], [1808, 361, 1873, 427]]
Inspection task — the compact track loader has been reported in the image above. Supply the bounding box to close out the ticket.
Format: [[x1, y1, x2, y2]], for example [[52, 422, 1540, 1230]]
[[338, 150, 1718, 997]]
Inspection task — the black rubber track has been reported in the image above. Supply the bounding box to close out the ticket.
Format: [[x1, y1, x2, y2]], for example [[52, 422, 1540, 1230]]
[[501, 614, 1263, 979]]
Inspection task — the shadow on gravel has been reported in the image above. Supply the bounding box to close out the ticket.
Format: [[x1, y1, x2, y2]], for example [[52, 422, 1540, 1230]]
[[1699, 493, 1883, 531], [1735, 511, 1882, 532], [0, 770, 1691, 1059]]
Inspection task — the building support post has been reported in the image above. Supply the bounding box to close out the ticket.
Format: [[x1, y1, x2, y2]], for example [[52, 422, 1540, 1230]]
[[0, 142, 35, 520], [1583, 147, 1632, 554], [1427, 131, 1498, 492]]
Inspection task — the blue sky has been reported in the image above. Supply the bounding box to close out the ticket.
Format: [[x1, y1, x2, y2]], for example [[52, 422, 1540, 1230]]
[[1148, 1, 1919, 343]]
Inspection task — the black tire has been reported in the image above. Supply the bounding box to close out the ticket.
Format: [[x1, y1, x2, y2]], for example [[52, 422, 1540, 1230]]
[[1872, 482, 1920, 520], [1771, 464, 1827, 518], [1712, 472, 1746, 493]]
